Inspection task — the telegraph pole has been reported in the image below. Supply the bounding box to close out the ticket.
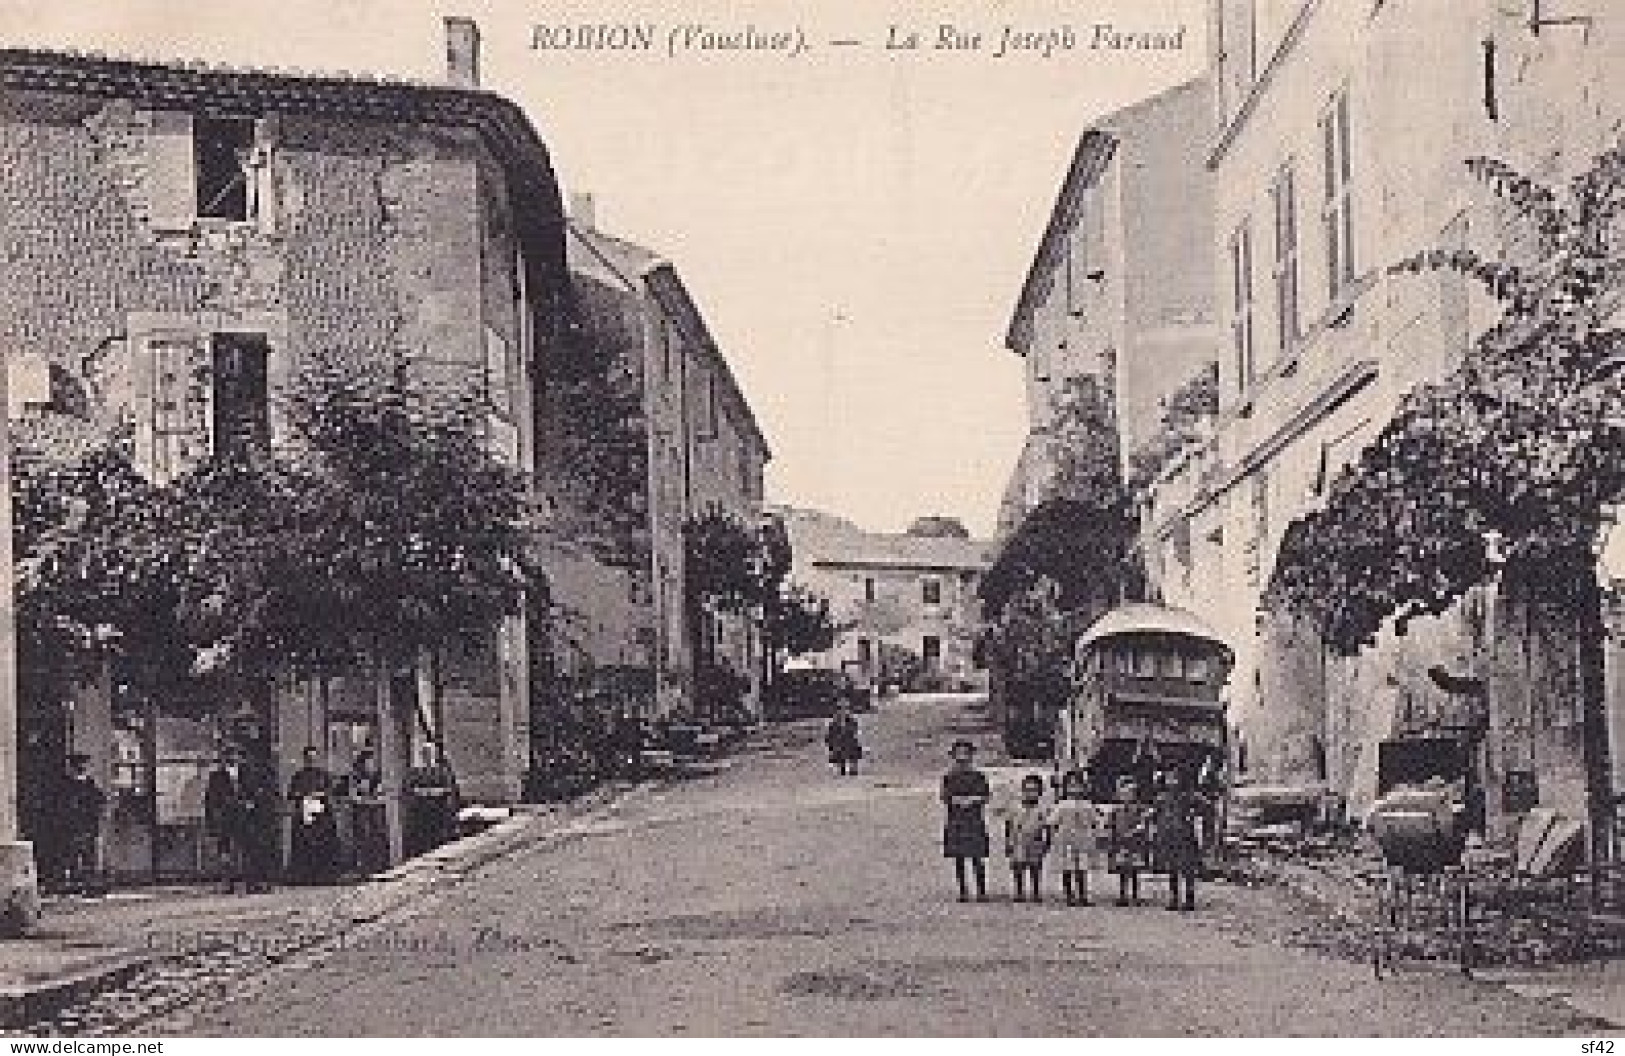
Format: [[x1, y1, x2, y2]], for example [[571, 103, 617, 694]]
[[0, 350, 40, 937]]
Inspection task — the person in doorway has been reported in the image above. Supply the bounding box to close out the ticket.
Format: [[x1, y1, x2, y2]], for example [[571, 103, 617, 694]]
[[1108, 778, 1150, 906], [824, 704, 863, 776], [287, 747, 340, 885], [404, 743, 460, 859], [238, 748, 280, 893], [348, 748, 390, 877], [1152, 768, 1206, 912], [1005, 774, 1052, 903], [1048, 769, 1107, 906], [203, 748, 249, 893], [941, 739, 991, 902], [61, 754, 106, 896]]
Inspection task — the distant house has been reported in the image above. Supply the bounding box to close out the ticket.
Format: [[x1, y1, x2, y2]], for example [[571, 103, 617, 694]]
[[772, 506, 992, 692]]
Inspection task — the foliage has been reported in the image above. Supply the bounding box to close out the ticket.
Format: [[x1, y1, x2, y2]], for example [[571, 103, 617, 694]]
[[980, 576, 1084, 711], [876, 641, 924, 690], [1046, 374, 1123, 503], [764, 582, 838, 659], [549, 277, 652, 568], [683, 506, 763, 615], [979, 495, 1142, 621], [1265, 147, 1625, 655], [905, 515, 970, 538], [1126, 361, 1220, 495], [14, 361, 537, 684]]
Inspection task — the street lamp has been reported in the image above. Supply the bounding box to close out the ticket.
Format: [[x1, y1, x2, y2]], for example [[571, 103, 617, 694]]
[[0, 355, 39, 937]]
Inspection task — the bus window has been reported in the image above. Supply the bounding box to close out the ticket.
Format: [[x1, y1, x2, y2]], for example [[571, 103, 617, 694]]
[[1133, 649, 1158, 678], [1186, 655, 1211, 682]]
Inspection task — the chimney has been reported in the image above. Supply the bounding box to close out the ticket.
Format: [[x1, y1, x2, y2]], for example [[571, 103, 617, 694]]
[[569, 192, 596, 231], [444, 16, 481, 89]]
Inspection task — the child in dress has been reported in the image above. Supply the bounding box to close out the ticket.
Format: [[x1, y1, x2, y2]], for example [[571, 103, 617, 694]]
[[1005, 774, 1051, 903], [941, 740, 991, 902], [1047, 770, 1106, 906], [1108, 778, 1151, 906]]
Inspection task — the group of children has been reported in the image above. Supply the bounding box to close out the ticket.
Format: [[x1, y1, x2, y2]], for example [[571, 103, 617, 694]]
[[942, 739, 1206, 910]]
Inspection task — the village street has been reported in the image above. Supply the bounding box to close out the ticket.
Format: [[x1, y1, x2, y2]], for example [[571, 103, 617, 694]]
[[132, 696, 1598, 1037]]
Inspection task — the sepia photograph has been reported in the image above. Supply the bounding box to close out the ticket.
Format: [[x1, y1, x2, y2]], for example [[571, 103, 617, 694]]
[[0, 0, 1621, 1041]]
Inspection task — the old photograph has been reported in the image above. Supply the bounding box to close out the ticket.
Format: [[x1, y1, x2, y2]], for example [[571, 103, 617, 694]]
[[0, 0, 1622, 1040]]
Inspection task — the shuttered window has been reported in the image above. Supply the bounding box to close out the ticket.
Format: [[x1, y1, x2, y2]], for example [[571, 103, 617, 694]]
[[133, 334, 212, 485], [1321, 91, 1356, 303], [1271, 161, 1300, 361]]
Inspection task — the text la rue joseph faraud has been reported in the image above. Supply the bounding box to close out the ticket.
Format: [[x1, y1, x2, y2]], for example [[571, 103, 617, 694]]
[[528, 20, 1188, 60]]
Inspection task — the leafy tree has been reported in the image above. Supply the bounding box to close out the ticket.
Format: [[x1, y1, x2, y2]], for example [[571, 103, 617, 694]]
[[1265, 147, 1625, 854], [548, 277, 652, 568], [877, 641, 924, 692], [15, 361, 538, 704], [981, 374, 1144, 621], [764, 582, 837, 661]]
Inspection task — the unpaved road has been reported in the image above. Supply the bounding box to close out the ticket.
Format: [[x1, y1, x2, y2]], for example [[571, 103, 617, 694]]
[[190, 696, 1598, 1036]]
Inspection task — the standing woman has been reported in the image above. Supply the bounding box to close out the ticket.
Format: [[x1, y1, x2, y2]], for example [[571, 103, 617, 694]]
[[825, 704, 863, 776], [1152, 768, 1204, 911], [941, 739, 991, 902], [287, 747, 340, 885]]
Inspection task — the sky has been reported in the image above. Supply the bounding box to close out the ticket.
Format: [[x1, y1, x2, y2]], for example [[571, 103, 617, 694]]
[[0, 0, 1206, 536]]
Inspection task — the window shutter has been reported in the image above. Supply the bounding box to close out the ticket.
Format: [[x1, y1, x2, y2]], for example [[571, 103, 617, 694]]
[[145, 110, 197, 231]]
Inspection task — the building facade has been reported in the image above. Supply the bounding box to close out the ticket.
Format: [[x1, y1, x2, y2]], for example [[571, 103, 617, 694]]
[[0, 30, 565, 878], [1141, 0, 1622, 829], [773, 507, 991, 691], [559, 204, 772, 721], [998, 78, 1219, 534]]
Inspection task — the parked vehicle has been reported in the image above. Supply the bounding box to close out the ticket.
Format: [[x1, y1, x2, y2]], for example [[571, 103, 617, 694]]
[[1058, 602, 1234, 865]]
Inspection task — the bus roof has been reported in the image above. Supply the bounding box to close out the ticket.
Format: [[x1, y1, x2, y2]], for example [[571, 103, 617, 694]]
[[1077, 602, 1230, 654]]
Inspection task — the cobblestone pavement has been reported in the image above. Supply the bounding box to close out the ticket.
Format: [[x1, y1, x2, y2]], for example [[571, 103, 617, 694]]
[[130, 697, 1606, 1037]]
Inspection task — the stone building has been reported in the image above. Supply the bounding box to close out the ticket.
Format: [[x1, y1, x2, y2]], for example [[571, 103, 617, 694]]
[[0, 25, 566, 878], [558, 202, 772, 721], [998, 77, 1218, 534], [772, 507, 991, 691], [1140, 0, 1623, 831]]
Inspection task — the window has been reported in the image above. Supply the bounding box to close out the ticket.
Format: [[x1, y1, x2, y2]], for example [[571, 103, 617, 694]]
[[211, 332, 269, 463], [195, 116, 256, 221], [922, 578, 942, 605], [1271, 162, 1300, 361], [1229, 219, 1256, 395], [857, 638, 873, 669], [1321, 91, 1356, 303], [149, 338, 205, 483], [922, 636, 942, 672], [864, 578, 876, 603]]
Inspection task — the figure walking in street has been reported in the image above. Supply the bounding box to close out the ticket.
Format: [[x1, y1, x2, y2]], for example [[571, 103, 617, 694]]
[[287, 746, 341, 885], [1152, 768, 1205, 912], [1005, 774, 1051, 903], [941, 739, 990, 902], [824, 704, 863, 776], [1048, 769, 1106, 906], [60, 753, 105, 896], [1108, 778, 1150, 906], [405, 742, 460, 859], [203, 748, 249, 893]]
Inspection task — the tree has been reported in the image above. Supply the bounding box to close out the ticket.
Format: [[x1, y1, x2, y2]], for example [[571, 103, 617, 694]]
[[763, 583, 837, 660], [15, 362, 538, 707], [1265, 147, 1625, 856]]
